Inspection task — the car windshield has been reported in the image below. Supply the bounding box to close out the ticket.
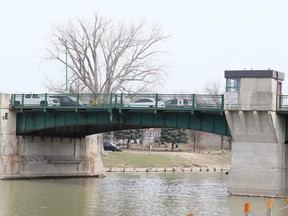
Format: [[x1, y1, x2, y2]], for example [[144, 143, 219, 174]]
[[168, 99, 177, 104], [135, 99, 153, 103], [69, 96, 77, 102]]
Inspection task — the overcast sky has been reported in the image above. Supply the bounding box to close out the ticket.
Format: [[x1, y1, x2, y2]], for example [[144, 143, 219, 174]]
[[1, 0, 288, 94]]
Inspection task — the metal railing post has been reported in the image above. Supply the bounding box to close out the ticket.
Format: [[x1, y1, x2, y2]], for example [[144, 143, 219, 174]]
[[155, 94, 159, 107], [120, 93, 123, 107], [192, 94, 195, 108], [77, 93, 80, 106], [109, 93, 113, 108], [21, 94, 24, 111], [279, 95, 282, 110], [45, 93, 48, 106], [10, 94, 15, 106], [114, 93, 117, 105]]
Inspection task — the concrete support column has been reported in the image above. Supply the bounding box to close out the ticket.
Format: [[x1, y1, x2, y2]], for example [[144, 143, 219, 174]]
[[226, 110, 288, 197], [16, 136, 104, 178], [228, 141, 288, 197], [0, 93, 20, 178], [0, 93, 104, 179]]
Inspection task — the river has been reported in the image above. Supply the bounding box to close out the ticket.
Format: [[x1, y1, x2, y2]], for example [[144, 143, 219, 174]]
[[0, 172, 287, 216]]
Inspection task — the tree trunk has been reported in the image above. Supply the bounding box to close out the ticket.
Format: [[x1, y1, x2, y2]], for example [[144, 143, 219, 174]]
[[221, 135, 224, 150], [140, 129, 144, 145], [171, 142, 175, 151], [127, 139, 130, 149]]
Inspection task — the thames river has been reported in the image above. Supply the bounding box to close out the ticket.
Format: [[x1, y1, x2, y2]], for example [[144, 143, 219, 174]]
[[0, 172, 287, 216]]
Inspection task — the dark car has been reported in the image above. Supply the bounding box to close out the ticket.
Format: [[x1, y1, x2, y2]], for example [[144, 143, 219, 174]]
[[50, 95, 83, 106], [165, 98, 192, 107], [103, 142, 123, 152]]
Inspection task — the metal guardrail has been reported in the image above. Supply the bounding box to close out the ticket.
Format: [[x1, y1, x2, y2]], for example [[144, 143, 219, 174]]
[[279, 95, 288, 110], [10, 93, 224, 111]]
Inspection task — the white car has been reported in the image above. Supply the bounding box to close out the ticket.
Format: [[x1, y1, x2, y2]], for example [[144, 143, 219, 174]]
[[129, 98, 165, 107], [14, 94, 60, 106]]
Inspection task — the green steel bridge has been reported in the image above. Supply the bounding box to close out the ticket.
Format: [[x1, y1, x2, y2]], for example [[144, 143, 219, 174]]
[[9, 93, 288, 139]]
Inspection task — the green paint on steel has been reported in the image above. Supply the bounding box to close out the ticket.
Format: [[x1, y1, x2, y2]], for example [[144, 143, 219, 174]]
[[16, 108, 230, 138], [12, 93, 231, 138], [286, 117, 288, 144], [18, 92, 288, 139]]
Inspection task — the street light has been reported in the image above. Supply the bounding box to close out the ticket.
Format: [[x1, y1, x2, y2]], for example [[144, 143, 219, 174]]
[[59, 38, 68, 94]]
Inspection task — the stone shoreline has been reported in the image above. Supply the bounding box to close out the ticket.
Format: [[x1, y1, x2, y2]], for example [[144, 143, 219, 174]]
[[105, 166, 230, 173]]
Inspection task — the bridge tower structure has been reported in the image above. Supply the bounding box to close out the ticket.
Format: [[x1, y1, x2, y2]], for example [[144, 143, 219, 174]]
[[224, 70, 288, 197], [0, 93, 104, 179]]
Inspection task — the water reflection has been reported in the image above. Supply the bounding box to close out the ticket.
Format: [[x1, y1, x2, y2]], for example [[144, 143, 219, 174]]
[[0, 172, 287, 216]]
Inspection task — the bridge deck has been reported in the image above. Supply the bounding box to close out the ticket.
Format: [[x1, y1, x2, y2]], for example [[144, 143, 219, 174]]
[[10, 93, 230, 138], [10, 93, 288, 138]]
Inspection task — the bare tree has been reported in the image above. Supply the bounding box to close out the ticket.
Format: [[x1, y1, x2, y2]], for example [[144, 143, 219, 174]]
[[203, 80, 232, 150], [204, 80, 224, 95], [187, 130, 202, 152], [45, 13, 169, 94], [223, 136, 233, 151]]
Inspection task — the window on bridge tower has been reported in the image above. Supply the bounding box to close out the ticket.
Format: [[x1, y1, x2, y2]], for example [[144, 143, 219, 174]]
[[3, 113, 8, 120], [226, 78, 240, 92]]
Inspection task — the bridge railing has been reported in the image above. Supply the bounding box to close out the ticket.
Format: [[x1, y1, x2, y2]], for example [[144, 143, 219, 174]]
[[278, 95, 288, 110], [10, 93, 224, 111]]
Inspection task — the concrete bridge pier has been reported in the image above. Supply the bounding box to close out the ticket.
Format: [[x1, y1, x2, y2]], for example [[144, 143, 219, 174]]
[[0, 93, 104, 179], [225, 70, 288, 197], [226, 110, 288, 197]]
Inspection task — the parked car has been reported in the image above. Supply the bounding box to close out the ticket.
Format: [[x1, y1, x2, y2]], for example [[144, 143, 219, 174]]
[[165, 98, 192, 107], [129, 98, 165, 107], [13, 94, 60, 106], [103, 142, 123, 152], [50, 95, 83, 106]]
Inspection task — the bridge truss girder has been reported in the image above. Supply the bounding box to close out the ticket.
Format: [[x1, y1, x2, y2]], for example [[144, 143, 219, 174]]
[[16, 108, 230, 138]]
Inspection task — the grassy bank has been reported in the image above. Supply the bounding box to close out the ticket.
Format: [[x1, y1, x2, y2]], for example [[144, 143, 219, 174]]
[[101, 150, 231, 169]]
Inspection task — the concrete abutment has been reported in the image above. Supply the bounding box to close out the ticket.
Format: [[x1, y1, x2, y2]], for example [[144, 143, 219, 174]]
[[0, 93, 105, 179]]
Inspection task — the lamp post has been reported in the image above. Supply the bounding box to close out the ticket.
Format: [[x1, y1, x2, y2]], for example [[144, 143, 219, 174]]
[[59, 38, 68, 94], [65, 41, 68, 94]]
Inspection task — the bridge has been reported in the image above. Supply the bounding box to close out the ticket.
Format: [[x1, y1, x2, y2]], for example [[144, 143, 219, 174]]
[[10, 93, 229, 137], [1, 69, 288, 198]]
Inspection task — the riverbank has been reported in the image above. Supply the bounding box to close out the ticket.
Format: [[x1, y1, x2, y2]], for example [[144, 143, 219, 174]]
[[101, 148, 231, 172]]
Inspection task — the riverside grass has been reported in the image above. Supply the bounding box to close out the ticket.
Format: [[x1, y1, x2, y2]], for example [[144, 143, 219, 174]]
[[101, 151, 193, 168], [101, 150, 231, 169]]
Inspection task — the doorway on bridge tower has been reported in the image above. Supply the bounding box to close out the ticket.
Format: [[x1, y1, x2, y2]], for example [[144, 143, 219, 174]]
[[224, 69, 288, 197]]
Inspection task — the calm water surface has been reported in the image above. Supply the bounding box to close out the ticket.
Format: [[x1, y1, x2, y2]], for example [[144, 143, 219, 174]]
[[0, 172, 287, 216]]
